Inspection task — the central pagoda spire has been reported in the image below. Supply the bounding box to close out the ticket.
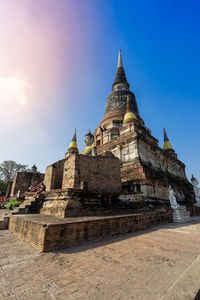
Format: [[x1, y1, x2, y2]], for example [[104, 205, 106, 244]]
[[117, 49, 123, 67], [112, 49, 129, 91], [100, 50, 140, 127]]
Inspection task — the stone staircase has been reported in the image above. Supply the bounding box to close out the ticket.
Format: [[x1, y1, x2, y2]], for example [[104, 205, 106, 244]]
[[0, 191, 45, 230], [12, 192, 45, 215]]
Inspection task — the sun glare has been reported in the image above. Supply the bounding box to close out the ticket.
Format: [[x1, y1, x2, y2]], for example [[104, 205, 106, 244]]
[[0, 75, 31, 109], [0, 74, 33, 125]]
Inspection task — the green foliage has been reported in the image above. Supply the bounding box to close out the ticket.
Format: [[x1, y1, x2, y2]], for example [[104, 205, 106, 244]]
[[3, 199, 21, 210], [0, 160, 28, 183], [0, 180, 7, 195]]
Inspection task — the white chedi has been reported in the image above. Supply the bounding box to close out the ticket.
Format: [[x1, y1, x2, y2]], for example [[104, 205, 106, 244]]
[[168, 185, 180, 209]]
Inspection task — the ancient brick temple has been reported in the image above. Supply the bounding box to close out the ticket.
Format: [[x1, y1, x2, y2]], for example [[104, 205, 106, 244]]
[[7, 51, 195, 213], [94, 50, 195, 206], [5, 51, 198, 252]]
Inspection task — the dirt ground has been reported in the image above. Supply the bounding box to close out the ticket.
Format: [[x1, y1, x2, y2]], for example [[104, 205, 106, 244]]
[[0, 217, 200, 300]]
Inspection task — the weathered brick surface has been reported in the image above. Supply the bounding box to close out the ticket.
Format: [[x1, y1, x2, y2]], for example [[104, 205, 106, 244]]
[[189, 206, 200, 216], [62, 154, 122, 193], [43, 165, 53, 191], [9, 216, 46, 252], [44, 159, 64, 191], [10, 171, 44, 197], [40, 199, 84, 218], [95, 117, 195, 205], [0, 216, 9, 230], [9, 211, 172, 252]]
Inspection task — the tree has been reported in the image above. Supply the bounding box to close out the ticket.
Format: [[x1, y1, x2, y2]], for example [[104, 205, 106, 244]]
[[0, 180, 7, 195], [0, 160, 28, 183]]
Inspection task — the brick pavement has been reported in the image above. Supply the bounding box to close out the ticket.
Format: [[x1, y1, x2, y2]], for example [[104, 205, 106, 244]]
[[1, 217, 200, 299]]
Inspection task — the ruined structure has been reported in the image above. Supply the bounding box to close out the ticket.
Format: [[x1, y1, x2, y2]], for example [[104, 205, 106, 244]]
[[41, 130, 122, 217], [94, 50, 195, 207], [4, 50, 199, 252], [43, 131, 121, 194], [23, 50, 195, 211], [7, 51, 195, 211], [6, 165, 44, 198]]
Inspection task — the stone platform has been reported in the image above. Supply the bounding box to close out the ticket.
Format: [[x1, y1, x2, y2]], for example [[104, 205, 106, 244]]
[[1, 217, 200, 299], [9, 211, 172, 252]]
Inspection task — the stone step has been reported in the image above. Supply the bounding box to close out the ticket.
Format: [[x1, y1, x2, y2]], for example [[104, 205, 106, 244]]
[[18, 201, 33, 208], [20, 200, 34, 207], [12, 193, 43, 215], [45, 196, 69, 201], [19, 204, 32, 209], [25, 197, 37, 202]]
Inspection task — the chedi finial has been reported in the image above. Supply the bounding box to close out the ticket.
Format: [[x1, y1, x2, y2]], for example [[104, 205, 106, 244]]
[[68, 129, 78, 151], [117, 49, 123, 68], [163, 128, 173, 151]]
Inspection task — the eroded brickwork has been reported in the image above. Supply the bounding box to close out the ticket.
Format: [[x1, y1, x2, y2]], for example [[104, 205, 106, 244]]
[[10, 172, 44, 197], [62, 154, 121, 193], [9, 211, 172, 252], [95, 121, 195, 205], [9, 215, 46, 252], [44, 159, 64, 191], [92, 51, 195, 206]]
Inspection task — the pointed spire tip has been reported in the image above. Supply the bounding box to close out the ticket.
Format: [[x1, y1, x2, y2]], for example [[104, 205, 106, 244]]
[[117, 49, 123, 68], [72, 129, 77, 141], [163, 128, 169, 142]]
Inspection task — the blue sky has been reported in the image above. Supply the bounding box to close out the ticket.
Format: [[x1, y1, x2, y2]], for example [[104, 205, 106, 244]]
[[0, 0, 199, 181]]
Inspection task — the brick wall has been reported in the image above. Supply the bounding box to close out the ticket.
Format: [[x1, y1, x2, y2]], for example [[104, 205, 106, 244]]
[[62, 154, 122, 193], [9, 216, 46, 252], [189, 206, 200, 216], [9, 211, 172, 252], [43, 166, 53, 191], [95, 121, 195, 205], [44, 159, 64, 191], [10, 172, 44, 197]]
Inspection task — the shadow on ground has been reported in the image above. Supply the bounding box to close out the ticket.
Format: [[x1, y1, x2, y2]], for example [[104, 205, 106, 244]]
[[51, 216, 200, 255]]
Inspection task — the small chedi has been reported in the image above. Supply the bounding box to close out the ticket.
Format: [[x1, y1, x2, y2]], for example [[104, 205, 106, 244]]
[[5, 50, 200, 251], [191, 175, 200, 207]]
